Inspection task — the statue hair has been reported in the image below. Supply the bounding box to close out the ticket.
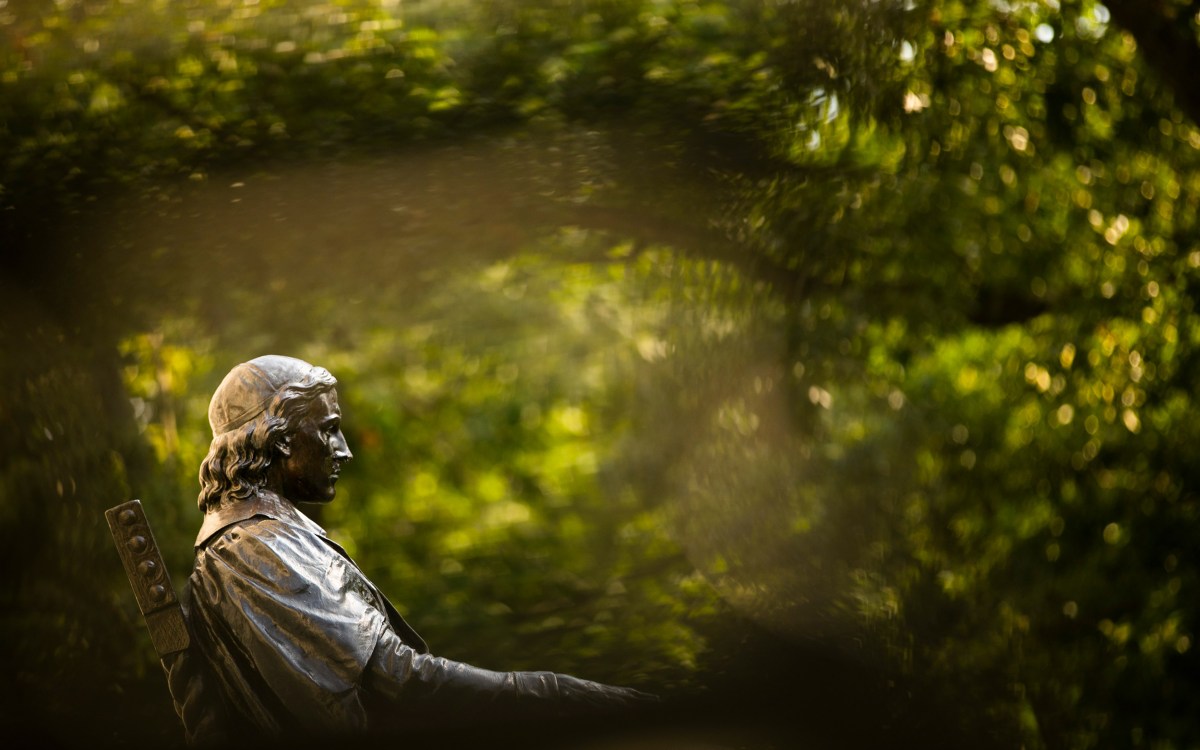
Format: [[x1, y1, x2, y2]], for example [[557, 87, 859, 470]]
[[197, 370, 337, 513]]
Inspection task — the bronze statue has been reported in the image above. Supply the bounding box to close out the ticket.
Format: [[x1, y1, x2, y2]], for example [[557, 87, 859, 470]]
[[178, 355, 651, 742]]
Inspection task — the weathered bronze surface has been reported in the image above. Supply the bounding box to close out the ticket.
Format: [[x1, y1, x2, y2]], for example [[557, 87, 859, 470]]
[[172, 354, 653, 740], [105, 499, 190, 657]]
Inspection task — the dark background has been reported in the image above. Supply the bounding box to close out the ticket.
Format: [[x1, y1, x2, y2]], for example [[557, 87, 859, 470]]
[[3, 1, 1200, 747]]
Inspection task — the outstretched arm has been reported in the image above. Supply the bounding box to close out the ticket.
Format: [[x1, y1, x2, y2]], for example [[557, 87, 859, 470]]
[[362, 623, 656, 718]]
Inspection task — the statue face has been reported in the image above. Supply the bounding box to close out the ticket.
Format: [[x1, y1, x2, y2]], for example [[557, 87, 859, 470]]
[[278, 389, 352, 503]]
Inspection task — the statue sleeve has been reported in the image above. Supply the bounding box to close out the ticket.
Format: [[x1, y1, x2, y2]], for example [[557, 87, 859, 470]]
[[362, 621, 658, 722], [188, 518, 388, 734]]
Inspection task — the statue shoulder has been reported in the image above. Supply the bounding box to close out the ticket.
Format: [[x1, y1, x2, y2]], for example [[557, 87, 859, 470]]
[[193, 516, 338, 595]]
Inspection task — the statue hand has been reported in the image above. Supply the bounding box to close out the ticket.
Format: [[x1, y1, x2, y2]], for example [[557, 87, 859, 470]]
[[554, 673, 660, 710]]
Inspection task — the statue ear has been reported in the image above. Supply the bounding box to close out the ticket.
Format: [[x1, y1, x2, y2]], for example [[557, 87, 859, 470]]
[[276, 434, 292, 458]]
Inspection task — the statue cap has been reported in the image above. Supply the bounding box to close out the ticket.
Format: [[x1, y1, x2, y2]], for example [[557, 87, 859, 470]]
[[208, 355, 331, 436]]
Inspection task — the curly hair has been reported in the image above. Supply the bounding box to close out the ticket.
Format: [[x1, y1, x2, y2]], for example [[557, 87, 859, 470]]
[[197, 369, 337, 513]]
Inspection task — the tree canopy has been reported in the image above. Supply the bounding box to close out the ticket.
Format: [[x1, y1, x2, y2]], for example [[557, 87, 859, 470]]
[[4, 1, 1200, 747]]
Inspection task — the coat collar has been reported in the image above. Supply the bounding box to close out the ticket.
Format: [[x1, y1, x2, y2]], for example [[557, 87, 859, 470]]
[[195, 488, 326, 548]]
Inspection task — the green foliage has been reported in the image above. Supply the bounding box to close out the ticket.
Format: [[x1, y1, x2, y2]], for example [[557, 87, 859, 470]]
[[6, 0, 1200, 747]]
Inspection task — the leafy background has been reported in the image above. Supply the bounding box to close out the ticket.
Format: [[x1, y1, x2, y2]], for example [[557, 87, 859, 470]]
[[3, 0, 1200, 747]]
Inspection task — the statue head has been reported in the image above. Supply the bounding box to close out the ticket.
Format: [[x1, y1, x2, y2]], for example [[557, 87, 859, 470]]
[[197, 355, 350, 512]]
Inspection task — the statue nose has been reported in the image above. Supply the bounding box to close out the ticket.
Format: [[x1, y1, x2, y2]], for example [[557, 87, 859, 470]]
[[333, 433, 353, 462]]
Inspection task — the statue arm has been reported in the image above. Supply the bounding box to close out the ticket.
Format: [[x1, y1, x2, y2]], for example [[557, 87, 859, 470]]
[[362, 621, 656, 716]]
